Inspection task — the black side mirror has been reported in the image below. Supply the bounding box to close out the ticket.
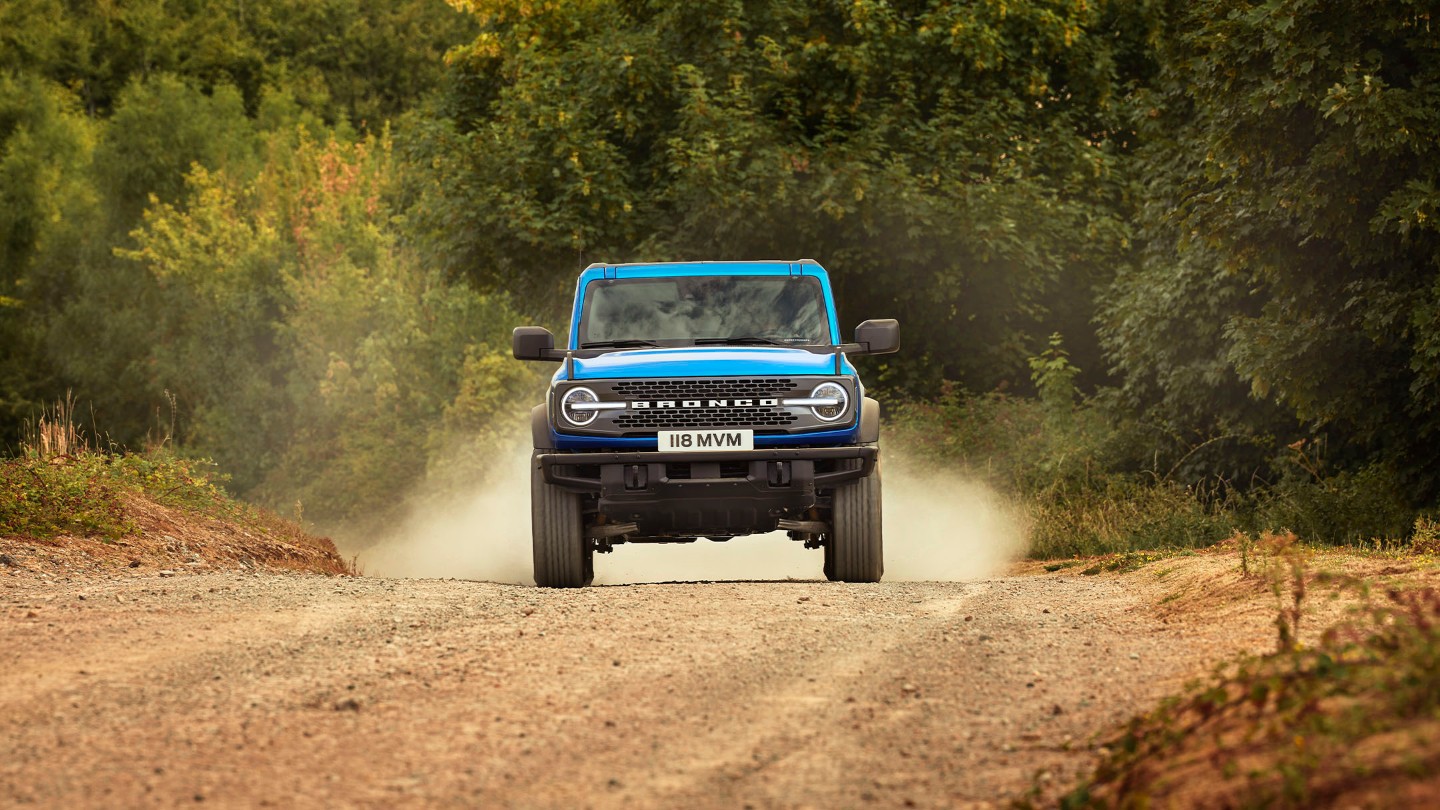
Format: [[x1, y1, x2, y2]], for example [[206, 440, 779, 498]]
[[854, 319, 899, 355], [513, 326, 557, 361]]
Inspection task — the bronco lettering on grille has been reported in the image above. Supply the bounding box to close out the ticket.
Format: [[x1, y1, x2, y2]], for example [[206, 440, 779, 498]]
[[630, 399, 779, 409]]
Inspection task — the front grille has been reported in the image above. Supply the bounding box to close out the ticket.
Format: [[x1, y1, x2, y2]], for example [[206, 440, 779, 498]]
[[614, 407, 797, 430], [558, 375, 852, 436], [611, 378, 793, 399], [610, 377, 798, 430]]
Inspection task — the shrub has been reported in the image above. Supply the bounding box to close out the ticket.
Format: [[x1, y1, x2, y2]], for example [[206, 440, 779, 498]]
[[1252, 451, 1416, 545], [1028, 479, 1236, 558], [2, 400, 233, 540], [888, 371, 1241, 558], [0, 450, 241, 542], [887, 375, 1430, 558], [0, 454, 135, 540], [1413, 515, 1440, 555]]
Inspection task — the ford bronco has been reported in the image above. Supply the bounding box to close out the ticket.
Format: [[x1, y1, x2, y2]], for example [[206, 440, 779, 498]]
[[513, 260, 898, 587]]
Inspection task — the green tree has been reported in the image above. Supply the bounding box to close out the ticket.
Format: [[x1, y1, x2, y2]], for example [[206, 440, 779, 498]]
[[0, 0, 475, 452], [0, 75, 98, 448], [0, 0, 471, 124], [32, 75, 264, 446], [414, 0, 1149, 393], [1106, 0, 1440, 498], [124, 129, 537, 521]]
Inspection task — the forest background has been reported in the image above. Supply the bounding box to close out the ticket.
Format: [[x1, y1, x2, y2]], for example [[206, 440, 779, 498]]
[[2, 0, 1437, 554]]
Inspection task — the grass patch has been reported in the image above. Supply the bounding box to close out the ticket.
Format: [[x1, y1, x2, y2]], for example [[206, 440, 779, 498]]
[[888, 384, 1244, 559], [1, 401, 230, 541], [1026, 481, 1235, 559], [0, 451, 239, 541], [886, 378, 1432, 561], [2, 400, 351, 575]]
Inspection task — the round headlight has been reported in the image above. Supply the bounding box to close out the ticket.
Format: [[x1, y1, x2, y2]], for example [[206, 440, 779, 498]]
[[560, 386, 600, 426], [810, 381, 849, 422]]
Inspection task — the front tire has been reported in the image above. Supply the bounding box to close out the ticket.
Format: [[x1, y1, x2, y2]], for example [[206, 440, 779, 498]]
[[824, 460, 884, 583], [531, 453, 593, 588]]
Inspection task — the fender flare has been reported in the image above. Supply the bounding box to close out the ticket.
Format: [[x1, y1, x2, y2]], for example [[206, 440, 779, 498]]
[[532, 404, 554, 449], [859, 396, 881, 444]]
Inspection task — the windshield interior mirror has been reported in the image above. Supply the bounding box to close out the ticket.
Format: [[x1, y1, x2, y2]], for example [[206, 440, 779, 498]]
[[513, 326, 556, 361], [854, 319, 899, 355]]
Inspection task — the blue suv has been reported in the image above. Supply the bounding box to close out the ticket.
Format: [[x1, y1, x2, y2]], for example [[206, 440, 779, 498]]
[[513, 260, 898, 587]]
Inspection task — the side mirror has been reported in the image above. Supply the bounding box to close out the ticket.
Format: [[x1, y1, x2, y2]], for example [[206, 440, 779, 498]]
[[513, 326, 557, 361], [853, 319, 899, 355]]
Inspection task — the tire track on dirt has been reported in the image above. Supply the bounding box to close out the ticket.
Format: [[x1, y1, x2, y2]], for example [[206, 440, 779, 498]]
[[618, 586, 989, 807], [1, 565, 1273, 808]]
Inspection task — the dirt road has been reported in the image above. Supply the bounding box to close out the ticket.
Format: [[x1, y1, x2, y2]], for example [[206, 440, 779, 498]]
[[1, 564, 1269, 808]]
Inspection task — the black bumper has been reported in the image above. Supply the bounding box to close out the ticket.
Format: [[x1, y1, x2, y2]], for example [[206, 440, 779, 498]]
[[536, 446, 876, 537]]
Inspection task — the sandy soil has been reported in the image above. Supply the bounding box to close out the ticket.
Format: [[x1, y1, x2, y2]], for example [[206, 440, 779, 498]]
[[0, 550, 1307, 809]]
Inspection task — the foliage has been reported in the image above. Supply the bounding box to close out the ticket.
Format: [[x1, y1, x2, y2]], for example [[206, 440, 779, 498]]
[[0, 0, 472, 125], [415, 0, 1149, 393], [0, 0, 525, 529], [889, 373, 1430, 556], [0, 454, 137, 540], [0, 0, 479, 495], [1256, 456, 1417, 546], [3, 0, 1440, 540], [122, 129, 541, 523], [0, 74, 98, 449], [889, 353, 1239, 559], [0, 445, 229, 542], [1028, 332, 1081, 419], [1028, 481, 1235, 559], [1105, 0, 1440, 501], [0, 407, 352, 578]]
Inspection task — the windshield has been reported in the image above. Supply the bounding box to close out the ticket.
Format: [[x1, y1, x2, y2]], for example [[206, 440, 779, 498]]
[[578, 276, 830, 347]]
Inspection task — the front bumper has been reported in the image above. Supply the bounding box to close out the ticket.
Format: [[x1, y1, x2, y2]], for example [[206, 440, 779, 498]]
[[537, 445, 876, 538]]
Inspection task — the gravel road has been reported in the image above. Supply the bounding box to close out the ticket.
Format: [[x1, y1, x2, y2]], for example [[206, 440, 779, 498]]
[[0, 565, 1266, 808]]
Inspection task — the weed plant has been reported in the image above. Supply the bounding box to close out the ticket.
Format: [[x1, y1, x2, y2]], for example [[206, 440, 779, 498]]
[[1, 404, 231, 541], [1054, 547, 1440, 808]]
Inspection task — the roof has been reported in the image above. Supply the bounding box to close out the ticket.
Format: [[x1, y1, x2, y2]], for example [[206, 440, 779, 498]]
[[577, 260, 826, 281]]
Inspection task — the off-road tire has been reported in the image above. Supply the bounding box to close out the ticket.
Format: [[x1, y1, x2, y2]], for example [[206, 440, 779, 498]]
[[824, 457, 883, 583], [531, 453, 593, 588]]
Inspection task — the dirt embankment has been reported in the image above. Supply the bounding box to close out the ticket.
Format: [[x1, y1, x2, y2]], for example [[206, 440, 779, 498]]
[[9, 544, 1422, 808], [0, 491, 352, 580]]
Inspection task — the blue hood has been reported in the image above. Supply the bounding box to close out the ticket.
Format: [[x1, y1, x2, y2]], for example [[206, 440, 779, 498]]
[[568, 347, 854, 379]]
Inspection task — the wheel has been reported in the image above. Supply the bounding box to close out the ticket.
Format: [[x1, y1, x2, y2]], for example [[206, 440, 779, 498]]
[[531, 453, 593, 588], [824, 458, 883, 583]]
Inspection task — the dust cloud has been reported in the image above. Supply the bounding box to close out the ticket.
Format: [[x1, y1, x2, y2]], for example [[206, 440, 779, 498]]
[[355, 446, 537, 584], [880, 460, 1030, 581], [356, 451, 1028, 585]]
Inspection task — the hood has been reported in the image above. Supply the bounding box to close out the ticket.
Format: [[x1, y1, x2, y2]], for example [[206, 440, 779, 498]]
[[568, 347, 852, 380]]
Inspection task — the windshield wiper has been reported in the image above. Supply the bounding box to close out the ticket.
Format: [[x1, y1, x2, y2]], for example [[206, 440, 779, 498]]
[[579, 339, 662, 349], [693, 337, 790, 346]]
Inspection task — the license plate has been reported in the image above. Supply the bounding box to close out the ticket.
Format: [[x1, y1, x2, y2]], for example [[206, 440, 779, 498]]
[[657, 429, 754, 452]]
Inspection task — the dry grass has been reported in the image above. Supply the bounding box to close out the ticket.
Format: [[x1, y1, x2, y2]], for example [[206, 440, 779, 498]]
[[22, 393, 90, 459]]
